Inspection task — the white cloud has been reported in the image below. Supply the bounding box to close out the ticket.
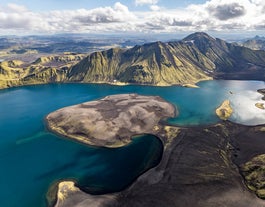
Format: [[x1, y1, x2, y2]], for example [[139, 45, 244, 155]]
[[0, 2, 136, 34], [0, 0, 265, 35], [207, 3, 246, 20], [181, 0, 265, 31], [6, 3, 28, 13], [135, 0, 158, 6], [72, 2, 135, 24], [150, 5, 161, 11], [0, 4, 49, 33]]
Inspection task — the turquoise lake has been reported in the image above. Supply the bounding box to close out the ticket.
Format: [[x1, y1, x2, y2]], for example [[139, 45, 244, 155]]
[[0, 80, 265, 207]]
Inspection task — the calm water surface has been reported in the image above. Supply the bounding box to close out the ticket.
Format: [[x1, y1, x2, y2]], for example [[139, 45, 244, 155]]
[[0, 80, 264, 207]]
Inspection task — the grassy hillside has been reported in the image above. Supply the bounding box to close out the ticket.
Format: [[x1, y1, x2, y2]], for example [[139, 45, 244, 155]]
[[0, 54, 85, 89], [68, 41, 212, 85]]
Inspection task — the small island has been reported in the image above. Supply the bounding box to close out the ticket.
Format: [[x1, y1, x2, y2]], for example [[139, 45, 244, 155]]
[[255, 103, 265, 110], [215, 100, 233, 120], [46, 94, 176, 147]]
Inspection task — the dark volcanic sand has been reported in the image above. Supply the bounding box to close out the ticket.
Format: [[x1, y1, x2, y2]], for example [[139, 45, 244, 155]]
[[48, 95, 265, 207]]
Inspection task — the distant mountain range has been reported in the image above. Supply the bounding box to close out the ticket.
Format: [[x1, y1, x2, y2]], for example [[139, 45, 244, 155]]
[[239, 35, 265, 51], [1, 32, 265, 89], [0, 35, 152, 59]]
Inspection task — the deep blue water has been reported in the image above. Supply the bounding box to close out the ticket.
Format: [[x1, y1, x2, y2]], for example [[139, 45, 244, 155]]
[[0, 80, 265, 207]]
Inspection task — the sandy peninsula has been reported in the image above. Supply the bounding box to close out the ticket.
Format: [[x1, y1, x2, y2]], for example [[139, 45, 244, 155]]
[[45, 94, 265, 207], [46, 94, 176, 147]]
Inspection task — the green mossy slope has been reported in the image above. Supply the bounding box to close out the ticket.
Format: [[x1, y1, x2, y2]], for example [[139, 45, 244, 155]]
[[1, 32, 265, 89]]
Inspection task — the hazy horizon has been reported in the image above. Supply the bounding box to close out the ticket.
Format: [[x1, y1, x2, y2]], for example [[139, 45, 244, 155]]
[[1, 31, 264, 43]]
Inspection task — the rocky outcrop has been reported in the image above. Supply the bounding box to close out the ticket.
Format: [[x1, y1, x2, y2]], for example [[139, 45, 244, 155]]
[[258, 89, 265, 101], [241, 154, 265, 199]]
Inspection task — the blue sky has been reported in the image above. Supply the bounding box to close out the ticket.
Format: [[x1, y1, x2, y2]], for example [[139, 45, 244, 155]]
[[0, 0, 264, 35], [0, 0, 206, 11]]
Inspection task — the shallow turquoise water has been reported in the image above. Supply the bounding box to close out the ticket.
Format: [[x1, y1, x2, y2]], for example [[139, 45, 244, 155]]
[[0, 80, 265, 207]]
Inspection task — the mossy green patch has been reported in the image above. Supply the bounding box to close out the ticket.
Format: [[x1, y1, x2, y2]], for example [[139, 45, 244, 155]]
[[241, 154, 265, 199]]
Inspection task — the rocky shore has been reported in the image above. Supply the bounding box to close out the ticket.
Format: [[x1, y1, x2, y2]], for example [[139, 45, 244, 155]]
[[255, 89, 265, 109], [258, 89, 265, 101], [45, 94, 265, 207]]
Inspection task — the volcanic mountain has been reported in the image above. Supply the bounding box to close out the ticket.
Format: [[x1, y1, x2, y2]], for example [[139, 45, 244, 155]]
[[1, 32, 265, 89]]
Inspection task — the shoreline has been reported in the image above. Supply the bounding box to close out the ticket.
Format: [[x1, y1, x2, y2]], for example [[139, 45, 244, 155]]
[[1, 78, 264, 92], [44, 93, 265, 207], [0, 78, 209, 90], [50, 120, 265, 207], [44, 94, 177, 205], [258, 88, 265, 101], [47, 133, 165, 207], [2, 81, 264, 207]]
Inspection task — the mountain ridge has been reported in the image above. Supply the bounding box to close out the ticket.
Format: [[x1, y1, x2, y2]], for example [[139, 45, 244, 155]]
[[240, 35, 265, 50], [1, 32, 265, 89]]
